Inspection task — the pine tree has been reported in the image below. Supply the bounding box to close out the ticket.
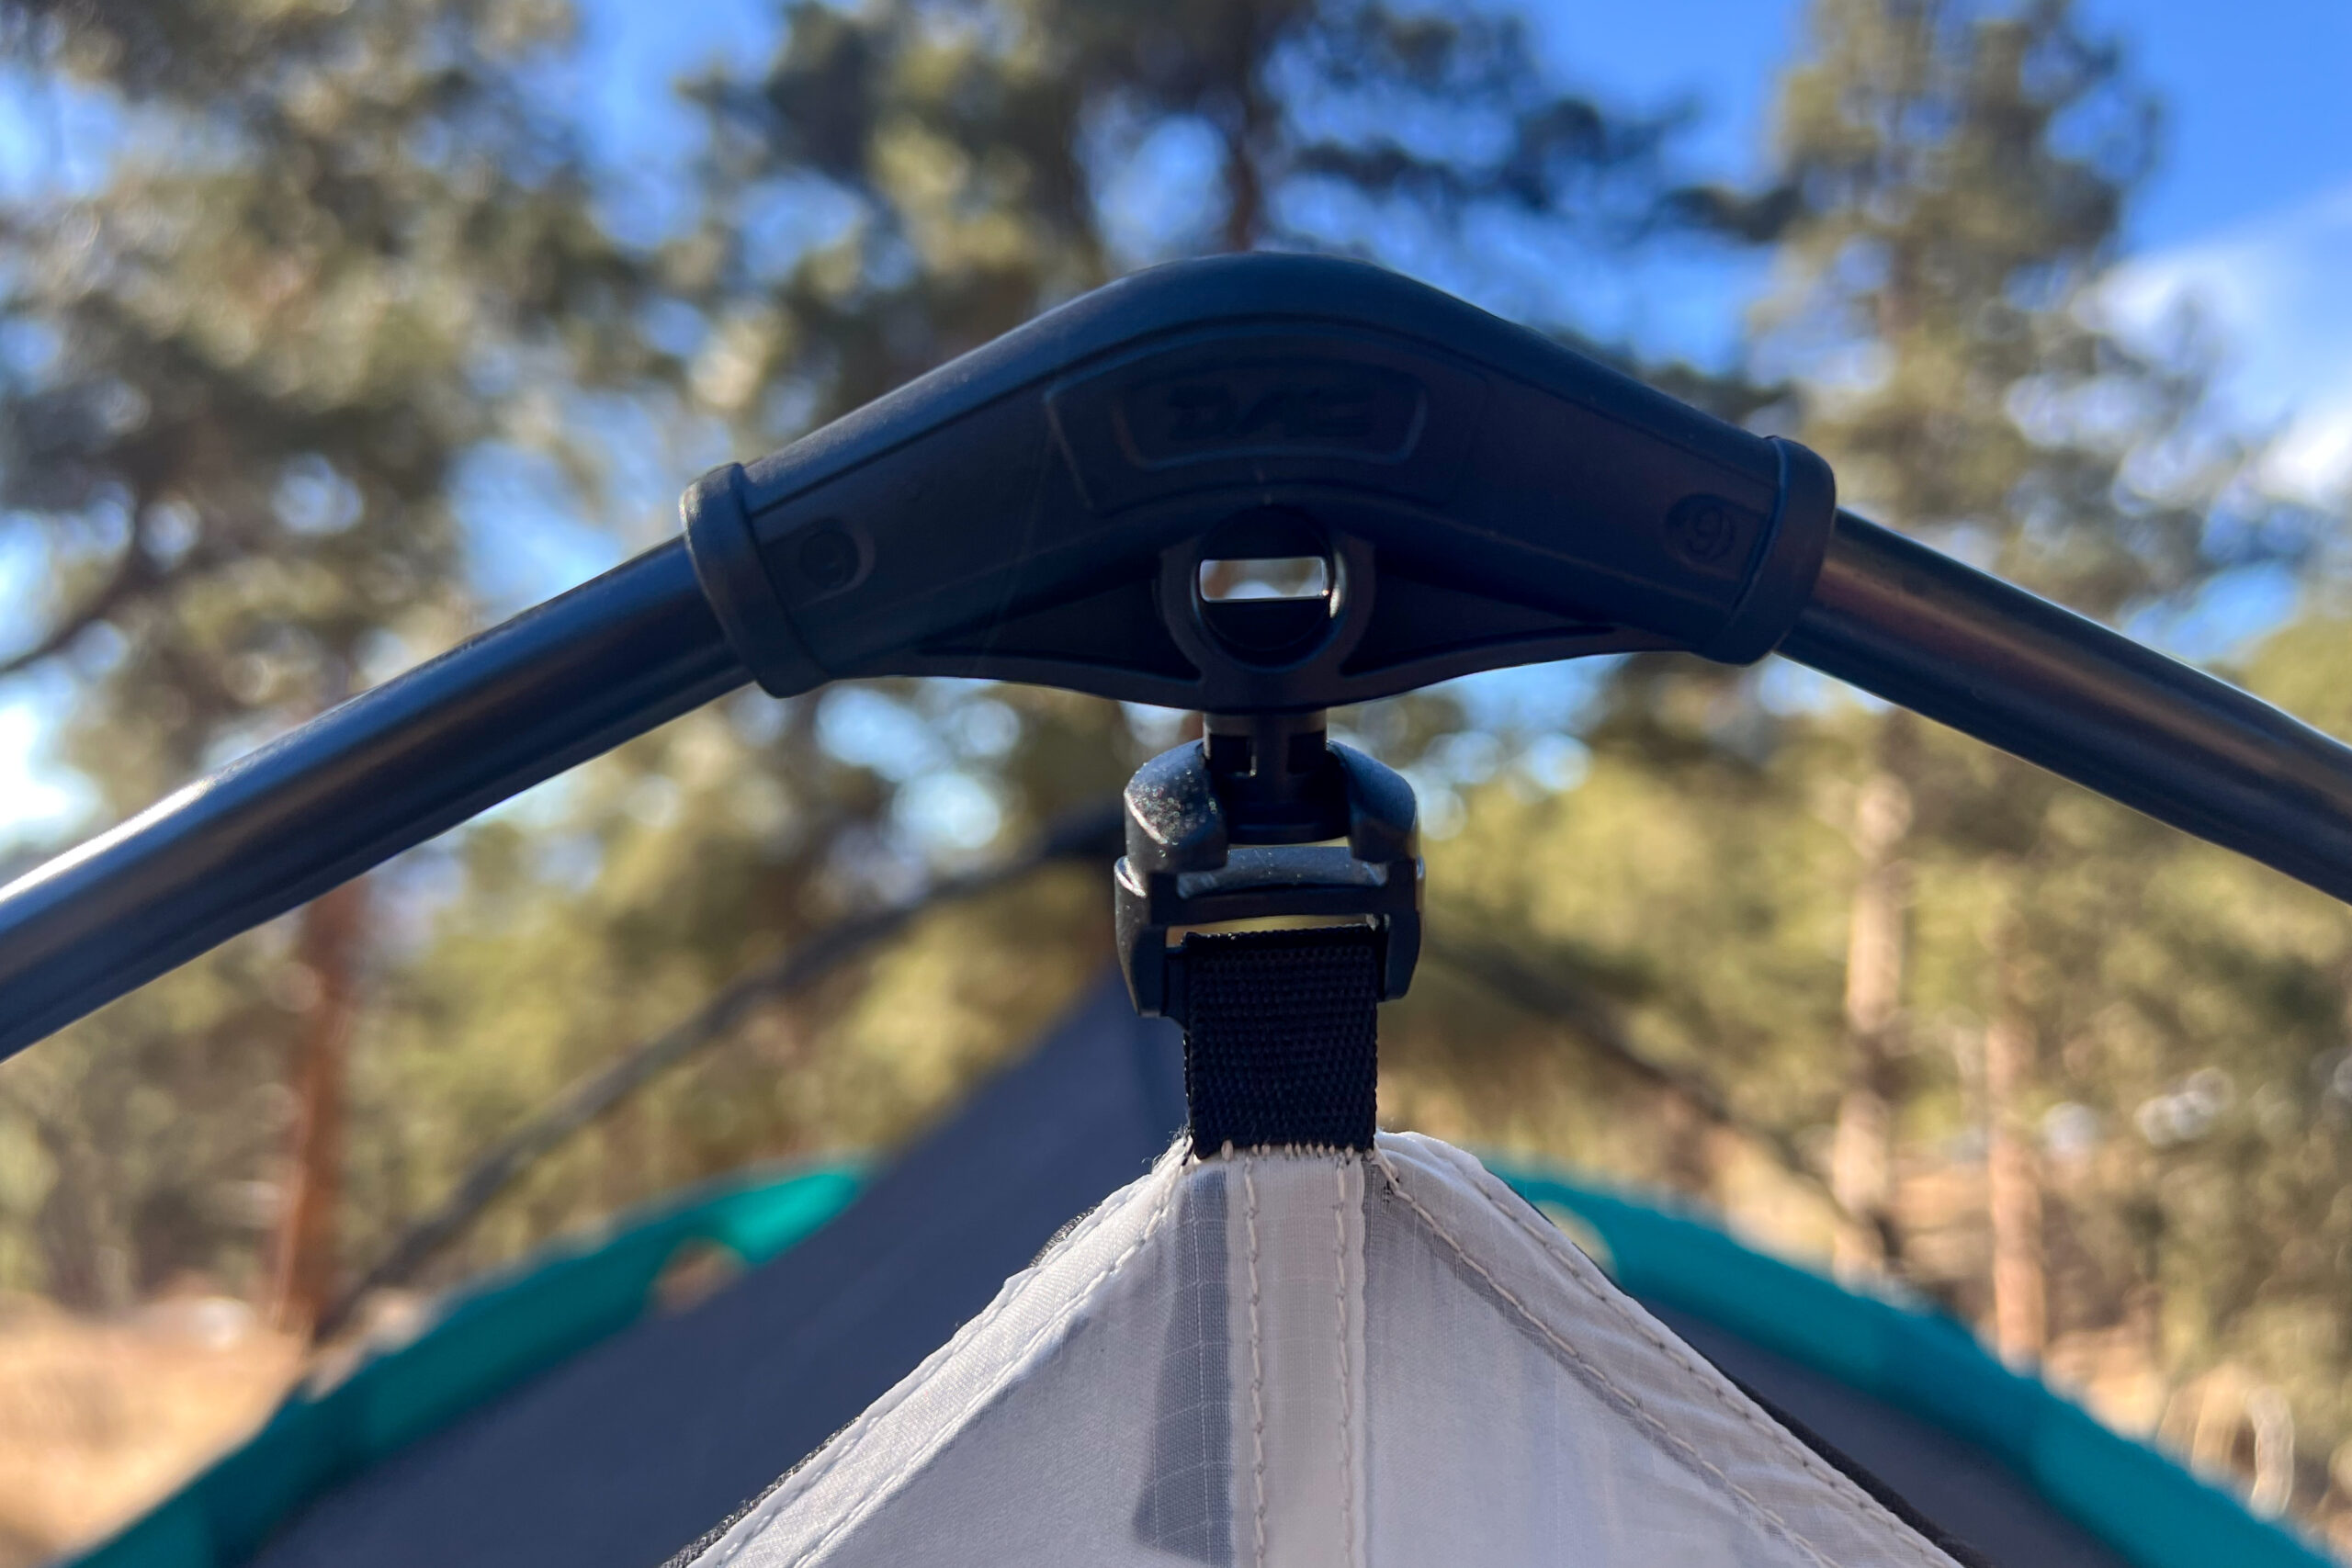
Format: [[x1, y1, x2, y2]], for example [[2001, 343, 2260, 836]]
[[0, 0, 1742, 1315], [1760, 0, 2304, 1365], [1412, 0, 2352, 1517]]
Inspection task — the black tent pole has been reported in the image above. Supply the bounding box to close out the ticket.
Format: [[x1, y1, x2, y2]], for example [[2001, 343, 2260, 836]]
[[0, 540, 743, 1056], [6, 254, 2352, 1060], [1787, 513, 2352, 904], [7, 507, 2350, 1063]]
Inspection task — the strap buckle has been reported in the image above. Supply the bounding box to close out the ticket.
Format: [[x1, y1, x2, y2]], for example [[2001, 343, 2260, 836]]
[[1114, 712, 1421, 1031]]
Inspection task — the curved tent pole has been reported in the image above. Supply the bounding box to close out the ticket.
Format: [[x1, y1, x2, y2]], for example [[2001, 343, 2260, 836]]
[[0, 543, 743, 1056], [1789, 513, 2352, 901], [4, 252, 2352, 1060]]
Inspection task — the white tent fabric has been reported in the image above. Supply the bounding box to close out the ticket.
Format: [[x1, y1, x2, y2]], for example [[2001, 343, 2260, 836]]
[[684, 1133, 1960, 1568]]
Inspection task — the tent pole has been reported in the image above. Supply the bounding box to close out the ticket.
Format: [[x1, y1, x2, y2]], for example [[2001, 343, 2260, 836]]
[[0, 539, 743, 1059], [1784, 512, 2352, 904], [9, 255, 2352, 1060], [9, 512, 2352, 1063]]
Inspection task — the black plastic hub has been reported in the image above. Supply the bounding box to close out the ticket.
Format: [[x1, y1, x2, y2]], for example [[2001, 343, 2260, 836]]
[[682, 253, 1839, 717], [17, 251, 2352, 1067]]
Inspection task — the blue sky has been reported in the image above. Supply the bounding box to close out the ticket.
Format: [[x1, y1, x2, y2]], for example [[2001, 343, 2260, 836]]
[[4, 0, 2351, 843], [1541, 1, 2352, 489], [1542, 0, 2352, 251], [566, 0, 2352, 502]]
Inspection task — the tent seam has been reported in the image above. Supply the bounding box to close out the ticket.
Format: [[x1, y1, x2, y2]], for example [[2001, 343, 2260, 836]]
[[1333, 1159, 1358, 1568], [1242, 1156, 1268, 1568], [1453, 1148, 1954, 1568], [717, 1160, 1186, 1568], [1371, 1146, 1908, 1568]]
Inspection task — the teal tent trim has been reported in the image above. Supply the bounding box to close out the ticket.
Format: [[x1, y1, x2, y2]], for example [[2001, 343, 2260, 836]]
[[69, 1164, 864, 1568], [1492, 1161, 2334, 1568], [70, 1154, 2330, 1568]]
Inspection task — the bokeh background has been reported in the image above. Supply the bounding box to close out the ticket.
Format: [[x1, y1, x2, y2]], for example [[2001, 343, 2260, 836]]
[[2, 0, 2351, 1560]]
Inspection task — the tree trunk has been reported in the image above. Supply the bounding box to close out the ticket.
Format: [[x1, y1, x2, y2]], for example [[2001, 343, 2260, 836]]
[[1222, 128, 1262, 253], [31, 1115, 113, 1312], [1216, 19, 1270, 254], [270, 876, 367, 1335], [1984, 972, 2047, 1365], [1832, 765, 1911, 1279], [1657, 1083, 1722, 1199]]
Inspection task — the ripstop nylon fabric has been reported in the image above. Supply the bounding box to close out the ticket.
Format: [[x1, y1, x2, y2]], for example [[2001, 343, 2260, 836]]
[[682, 1133, 1960, 1568]]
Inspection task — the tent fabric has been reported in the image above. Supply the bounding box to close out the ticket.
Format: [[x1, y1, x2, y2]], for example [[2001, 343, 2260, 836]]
[[73, 977, 1189, 1568], [69, 975, 2332, 1568], [683, 1133, 1961, 1568], [234, 981, 1187, 1568], [72, 1164, 865, 1568], [1497, 1171, 2329, 1568]]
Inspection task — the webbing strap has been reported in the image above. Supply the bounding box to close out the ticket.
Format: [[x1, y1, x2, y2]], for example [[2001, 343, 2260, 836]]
[[1182, 926, 1379, 1155]]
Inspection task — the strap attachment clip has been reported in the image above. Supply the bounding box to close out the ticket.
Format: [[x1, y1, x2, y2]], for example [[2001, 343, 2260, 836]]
[[1114, 711, 1420, 1031]]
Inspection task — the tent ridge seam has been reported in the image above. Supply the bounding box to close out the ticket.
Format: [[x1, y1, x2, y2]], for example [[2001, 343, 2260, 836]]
[[1243, 1156, 1268, 1568], [1462, 1150, 1952, 1563], [1466, 1145, 1966, 1568], [724, 1159, 1189, 1568], [1333, 1159, 1359, 1568], [1369, 1146, 1930, 1568]]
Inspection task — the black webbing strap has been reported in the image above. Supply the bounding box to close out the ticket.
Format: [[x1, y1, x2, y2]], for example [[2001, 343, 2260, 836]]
[[1181, 925, 1379, 1155]]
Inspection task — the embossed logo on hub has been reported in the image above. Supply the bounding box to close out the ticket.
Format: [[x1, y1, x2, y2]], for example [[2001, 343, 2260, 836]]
[[1117, 362, 1425, 468]]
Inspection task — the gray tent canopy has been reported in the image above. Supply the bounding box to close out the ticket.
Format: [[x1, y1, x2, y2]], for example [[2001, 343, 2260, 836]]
[[74, 979, 2324, 1568]]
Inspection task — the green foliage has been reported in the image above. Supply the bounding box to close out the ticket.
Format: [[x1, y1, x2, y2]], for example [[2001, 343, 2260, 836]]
[[0, 0, 1720, 1309], [1402, 0, 2352, 1516]]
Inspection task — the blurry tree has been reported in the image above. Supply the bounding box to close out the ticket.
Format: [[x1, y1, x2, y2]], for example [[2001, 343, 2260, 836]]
[[1756, 0, 2334, 1394], [0, 0, 645, 1310], [1392, 0, 2352, 1520], [0, 0, 1746, 1314], [1764, 0, 2220, 1318]]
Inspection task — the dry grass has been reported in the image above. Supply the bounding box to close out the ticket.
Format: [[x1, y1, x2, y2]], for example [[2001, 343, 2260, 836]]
[[0, 1293, 301, 1567]]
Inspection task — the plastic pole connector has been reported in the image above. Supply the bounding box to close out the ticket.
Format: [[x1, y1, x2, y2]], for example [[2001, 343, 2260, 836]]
[[681, 464, 827, 696], [1697, 437, 1839, 664], [682, 254, 1842, 716]]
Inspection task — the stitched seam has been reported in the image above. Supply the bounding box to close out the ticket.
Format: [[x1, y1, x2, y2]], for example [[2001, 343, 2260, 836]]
[[1371, 1149, 1878, 1568], [1333, 1160, 1359, 1568], [1242, 1156, 1267, 1568], [712, 1163, 1183, 1568], [1442, 1143, 1953, 1567], [1382, 1144, 1957, 1568], [784, 1168, 1183, 1568], [707, 1151, 1176, 1564]]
